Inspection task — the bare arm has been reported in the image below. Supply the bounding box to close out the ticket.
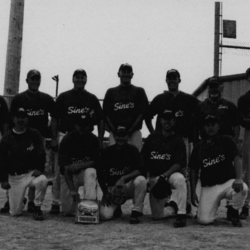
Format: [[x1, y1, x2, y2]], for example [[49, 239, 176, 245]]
[[116, 169, 141, 185], [145, 116, 155, 134], [232, 155, 244, 193]]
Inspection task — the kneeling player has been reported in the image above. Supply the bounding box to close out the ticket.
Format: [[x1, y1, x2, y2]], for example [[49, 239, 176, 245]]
[[97, 126, 147, 224], [142, 109, 187, 227], [190, 115, 248, 227]]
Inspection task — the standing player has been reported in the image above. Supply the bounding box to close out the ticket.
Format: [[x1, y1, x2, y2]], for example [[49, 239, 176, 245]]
[[103, 63, 148, 151], [97, 125, 147, 224], [0, 108, 48, 220], [142, 109, 187, 227], [237, 67, 250, 219], [146, 69, 199, 214], [50, 68, 105, 214], [58, 114, 101, 216], [1, 69, 55, 213], [190, 114, 248, 227]]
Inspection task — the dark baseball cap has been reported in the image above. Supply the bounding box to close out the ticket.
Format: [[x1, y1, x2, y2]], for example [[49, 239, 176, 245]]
[[73, 69, 87, 77], [207, 77, 221, 88], [203, 114, 220, 125], [246, 68, 250, 77], [161, 109, 175, 120], [166, 69, 180, 78], [13, 107, 28, 118], [27, 69, 41, 79], [115, 125, 128, 136], [118, 64, 133, 73]]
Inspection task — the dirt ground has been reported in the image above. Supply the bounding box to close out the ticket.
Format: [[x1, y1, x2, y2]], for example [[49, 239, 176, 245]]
[[0, 185, 249, 250]]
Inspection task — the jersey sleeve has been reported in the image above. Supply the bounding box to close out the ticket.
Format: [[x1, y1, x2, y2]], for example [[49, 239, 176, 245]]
[[0, 96, 10, 127], [103, 89, 113, 117], [51, 93, 64, 119], [0, 134, 10, 182]]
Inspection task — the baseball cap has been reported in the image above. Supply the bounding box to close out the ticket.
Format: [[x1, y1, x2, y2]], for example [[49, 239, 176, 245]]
[[207, 77, 221, 88], [73, 69, 87, 77], [115, 125, 128, 136], [13, 107, 28, 117], [161, 109, 175, 120], [203, 114, 219, 125], [27, 69, 41, 79], [166, 69, 180, 78], [246, 68, 250, 77], [118, 64, 133, 73]]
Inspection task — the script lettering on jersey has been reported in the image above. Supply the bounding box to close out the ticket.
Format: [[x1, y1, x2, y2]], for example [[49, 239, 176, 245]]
[[175, 110, 184, 117], [27, 109, 45, 116], [114, 102, 134, 111], [68, 106, 90, 114], [150, 151, 171, 160], [110, 167, 130, 176], [27, 143, 34, 151], [71, 157, 90, 164], [202, 154, 225, 168]]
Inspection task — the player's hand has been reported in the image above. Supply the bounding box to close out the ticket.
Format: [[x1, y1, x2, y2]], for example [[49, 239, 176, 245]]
[[232, 179, 244, 193], [101, 192, 112, 206], [65, 164, 83, 174], [50, 138, 58, 152], [70, 191, 80, 203], [1, 181, 11, 190], [32, 170, 42, 178], [116, 177, 126, 186], [191, 193, 199, 207]]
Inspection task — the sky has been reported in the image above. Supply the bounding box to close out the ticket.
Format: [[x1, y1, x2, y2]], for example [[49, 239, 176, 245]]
[[0, 0, 250, 101]]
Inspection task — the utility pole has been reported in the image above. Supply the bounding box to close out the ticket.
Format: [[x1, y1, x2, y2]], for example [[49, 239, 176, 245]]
[[4, 0, 25, 107], [214, 2, 221, 77]]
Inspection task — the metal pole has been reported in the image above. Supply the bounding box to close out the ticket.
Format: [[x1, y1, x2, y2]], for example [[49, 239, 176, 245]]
[[214, 2, 221, 77], [52, 75, 59, 98], [4, 0, 25, 107]]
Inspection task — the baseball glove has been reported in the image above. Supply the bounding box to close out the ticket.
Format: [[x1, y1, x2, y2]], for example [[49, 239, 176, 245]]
[[110, 184, 127, 205], [151, 175, 172, 200]]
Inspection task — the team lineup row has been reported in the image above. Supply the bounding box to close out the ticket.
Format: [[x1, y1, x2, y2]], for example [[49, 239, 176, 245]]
[[0, 65, 249, 227]]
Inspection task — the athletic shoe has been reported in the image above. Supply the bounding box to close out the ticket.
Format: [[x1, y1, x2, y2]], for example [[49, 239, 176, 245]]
[[0, 201, 10, 213], [33, 206, 44, 221], [113, 205, 123, 218], [228, 206, 242, 227], [173, 214, 186, 228], [49, 204, 60, 215], [130, 210, 143, 224], [239, 206, 249, 220], [27, 201, 35, 213]]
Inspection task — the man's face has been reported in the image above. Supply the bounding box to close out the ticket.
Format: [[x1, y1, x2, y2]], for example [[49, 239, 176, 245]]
[[26, 75, 41, 92], [13, 115, 28, 130], [73, 74, 87, 90], [204, 122, 220, 137], [161, 117, 175, 131], [118, 69, 133, 85], [166, 74, 180, 92], [115, 133, 128, 146], [208, 85, 223, 100]]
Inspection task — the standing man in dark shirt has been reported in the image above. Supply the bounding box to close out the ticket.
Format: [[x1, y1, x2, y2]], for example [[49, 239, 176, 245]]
[[103, 63, 148, 151], [190, 115, 248, 227], [142, 109, 187, 227], [237, 67, 250, 219], [97, 126, 147, 224], [50, 69, 105, 214], [0, 108, 48, 220]]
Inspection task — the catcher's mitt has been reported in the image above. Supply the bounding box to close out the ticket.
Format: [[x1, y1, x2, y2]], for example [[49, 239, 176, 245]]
[[151, 175, 172, 200], [110, 184, 127, 205]]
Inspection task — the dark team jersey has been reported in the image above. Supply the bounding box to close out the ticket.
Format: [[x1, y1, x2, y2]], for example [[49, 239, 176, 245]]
[[147, 91, 199, 140], [238, 90, 250, 130], [10, 90, 55, 138], [51, 89, 104, 133], [103, 84, 148, 130], [58, 130, 100, 175], [0, 128, 46, 182], [141, 132, 186, 177], [0, 96, 10, 129], [194, 98, 239, 139], [189, 135, 238, 187], [97, 143, 144, 188]]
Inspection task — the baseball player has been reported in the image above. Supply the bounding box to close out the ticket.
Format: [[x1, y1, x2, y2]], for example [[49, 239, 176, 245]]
[[0, 108, 48, 220], [50, 68, 105, 214], [6, 69, 55, 213], [103, 63, 149, 151], [58, 114, 101, 216], [145, 69, 199, 215], [190, 114, 248, 227], [237, 67, 250, 219], [97, 125, 147, 224], [142, 109, 188, 227]]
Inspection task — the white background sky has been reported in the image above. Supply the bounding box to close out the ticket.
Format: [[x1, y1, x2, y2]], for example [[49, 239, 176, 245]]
[[0, 0, 250, 101]]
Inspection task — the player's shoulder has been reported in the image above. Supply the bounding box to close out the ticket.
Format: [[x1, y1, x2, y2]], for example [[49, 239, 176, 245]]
[[220, 98, 237, 108], [38, 91, 54, 100]]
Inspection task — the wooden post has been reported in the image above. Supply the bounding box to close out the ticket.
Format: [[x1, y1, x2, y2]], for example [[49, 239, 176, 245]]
[[4, 0, 25, 107], [214, 2, 221, 77]]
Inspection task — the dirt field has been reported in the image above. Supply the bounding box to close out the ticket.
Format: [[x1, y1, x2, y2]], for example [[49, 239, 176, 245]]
[[0, 185, 249, 250]]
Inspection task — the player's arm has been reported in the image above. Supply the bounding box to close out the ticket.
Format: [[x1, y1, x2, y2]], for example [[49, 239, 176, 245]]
[[116, 169, 140, 186], [232, 125, 240, 144], [128, 114, 144, 136], [65, 161, 95, 173], [232, 155, 244, 193], [51, 117, 59, 152], [161, 163, 182, 179]]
